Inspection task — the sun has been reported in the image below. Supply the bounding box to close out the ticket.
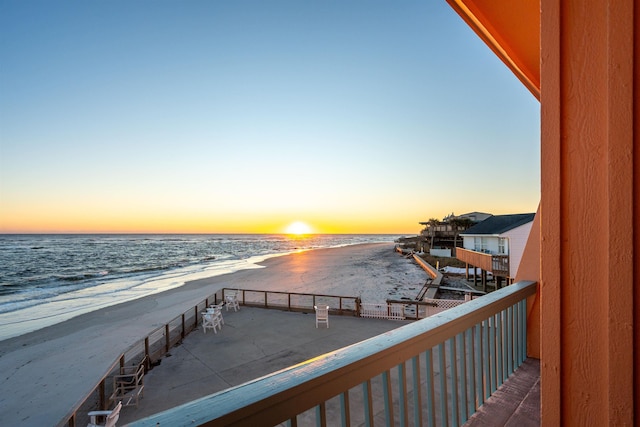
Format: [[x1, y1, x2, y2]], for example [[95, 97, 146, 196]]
[[285, 221, 312, 235]]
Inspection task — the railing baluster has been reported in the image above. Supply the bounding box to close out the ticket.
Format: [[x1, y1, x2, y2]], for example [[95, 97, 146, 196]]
[[465, 328, 474, 420], [382, 370, 394, 426], [475, 323, 483, 408], [363, 380, 374, 427], [449, 337, 459, 427], [501, 309, 508, 383], [411, 355, 423, 427], [398, 362, 408, 427], [438, 343, 449, 427], [515, 304, 520, 367], [286, 416, 298, 427], [425, 348, 436, 427], [496, 311, 502, 384], [515, 303, 524, 365], [340, 391, 350, 427], [489, 315, 497, 393], [482, 318, 489, 401], [505, 307, 515, 379], [315, 402, 326, 427], [459, 332, 468, 424], [520, 300, 527, 363]]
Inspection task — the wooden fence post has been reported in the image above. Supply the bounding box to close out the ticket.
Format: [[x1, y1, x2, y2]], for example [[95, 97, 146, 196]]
[[144, 337, 150, 370], [165, 324, 170, 353], [99, 378, 106, 410], [181, 314, 186, 339]]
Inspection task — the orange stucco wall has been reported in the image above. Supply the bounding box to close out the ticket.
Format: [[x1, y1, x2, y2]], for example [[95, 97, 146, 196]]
[[539, 0, 638, 425]]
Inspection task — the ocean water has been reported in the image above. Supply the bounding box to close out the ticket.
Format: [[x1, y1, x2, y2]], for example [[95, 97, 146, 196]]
[[0, 234, 399, 341]]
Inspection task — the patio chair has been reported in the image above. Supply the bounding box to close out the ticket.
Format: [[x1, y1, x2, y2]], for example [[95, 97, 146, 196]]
[[87, 401, 121, 427], [109, 357, 145, 408], [202, 311, 221, 334], [225, 290, 240, 312], [314, 305, 329, 328], [210, 303, 225, 325]]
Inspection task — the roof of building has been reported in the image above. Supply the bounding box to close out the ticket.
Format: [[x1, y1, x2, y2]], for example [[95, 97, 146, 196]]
[[458, 211, 493, 217], [420, 211, 493, 225], [456, 212, 493, 222], [460, 213, 535, 236]]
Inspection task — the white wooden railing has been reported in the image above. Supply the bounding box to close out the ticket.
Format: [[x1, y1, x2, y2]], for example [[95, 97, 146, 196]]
[[360, 302, 406, 320], [126, 281, 536, 427]]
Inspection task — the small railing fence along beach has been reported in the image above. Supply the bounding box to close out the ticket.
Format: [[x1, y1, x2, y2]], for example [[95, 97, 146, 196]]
[[127, 281, 536, 427], [60, 287, 449, 427]]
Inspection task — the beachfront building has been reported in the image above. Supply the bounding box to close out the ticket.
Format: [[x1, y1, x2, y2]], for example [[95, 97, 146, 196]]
[[456, 213, 535, 289], [108, 1, 640, 426], [418, 211, 490, 255]]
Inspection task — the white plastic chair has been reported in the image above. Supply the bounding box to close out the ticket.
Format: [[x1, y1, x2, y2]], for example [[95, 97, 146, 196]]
[[314, 305, 329, 328], [87, 401, 121, 427], [210, 303, 225, 325], [202, 312, 221, 334], [225, 290, 240, 312]]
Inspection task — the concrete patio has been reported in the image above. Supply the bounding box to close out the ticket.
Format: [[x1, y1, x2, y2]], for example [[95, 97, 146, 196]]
[[116, 305, 540, 426]]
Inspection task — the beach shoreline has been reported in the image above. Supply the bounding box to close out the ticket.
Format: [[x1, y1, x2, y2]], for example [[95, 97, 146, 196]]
[[0, 242, 428, 426]]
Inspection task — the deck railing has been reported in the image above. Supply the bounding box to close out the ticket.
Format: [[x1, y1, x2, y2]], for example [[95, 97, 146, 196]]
[[230, 288, 360, 315], [128, 281, 536, 427], [456, 247, 510, 277], [58, 288, 361, 427]]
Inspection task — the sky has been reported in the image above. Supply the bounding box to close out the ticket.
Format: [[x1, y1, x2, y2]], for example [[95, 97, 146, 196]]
[[0, 1, 540, 235]]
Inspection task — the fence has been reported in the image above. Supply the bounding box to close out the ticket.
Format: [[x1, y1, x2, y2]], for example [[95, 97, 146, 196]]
[[422, 296, 469, 317], [232, 289, 360, 315], [128, 281, 537, 427], [57, 289, 229, 427], [360, 303, 406, 320], [58, 287, 470, 426], [57, 288, 360, 427]]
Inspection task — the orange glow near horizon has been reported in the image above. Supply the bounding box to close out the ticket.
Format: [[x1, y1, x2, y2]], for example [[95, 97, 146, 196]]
[[0, 209, 420, 235], [0, 198, 539, 235], [0, 197, 430, 234]]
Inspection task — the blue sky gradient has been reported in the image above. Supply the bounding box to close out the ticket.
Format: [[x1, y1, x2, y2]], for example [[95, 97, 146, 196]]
[[0, 1, 540, 233]]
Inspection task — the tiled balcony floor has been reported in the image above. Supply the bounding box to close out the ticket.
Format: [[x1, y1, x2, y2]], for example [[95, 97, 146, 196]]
[[463, 358, 540, 426]]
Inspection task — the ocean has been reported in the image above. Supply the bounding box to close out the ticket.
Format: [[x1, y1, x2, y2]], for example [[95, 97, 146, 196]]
[[0, 234, 399, 341]]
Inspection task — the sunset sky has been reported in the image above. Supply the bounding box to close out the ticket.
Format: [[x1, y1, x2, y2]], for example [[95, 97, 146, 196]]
[[0, 1, 540, 235]]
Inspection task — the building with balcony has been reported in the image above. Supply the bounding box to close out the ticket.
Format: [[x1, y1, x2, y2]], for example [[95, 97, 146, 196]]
[[456, 213, 535, 289], [418, 212, 491, 255]]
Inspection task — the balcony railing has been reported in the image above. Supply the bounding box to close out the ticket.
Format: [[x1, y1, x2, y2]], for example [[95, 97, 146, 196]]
[[127, 281, 536, 427], [456, 247, 509, 277]]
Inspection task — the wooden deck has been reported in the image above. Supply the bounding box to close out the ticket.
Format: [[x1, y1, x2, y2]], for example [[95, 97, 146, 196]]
[[463, 358, 540, 426]]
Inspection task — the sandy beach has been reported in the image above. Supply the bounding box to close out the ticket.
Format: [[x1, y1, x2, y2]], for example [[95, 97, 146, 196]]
[[0, 243, 428, 426]]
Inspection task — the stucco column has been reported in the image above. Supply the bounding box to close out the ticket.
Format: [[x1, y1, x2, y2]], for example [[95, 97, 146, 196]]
[[539, 0, 638, 425]]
